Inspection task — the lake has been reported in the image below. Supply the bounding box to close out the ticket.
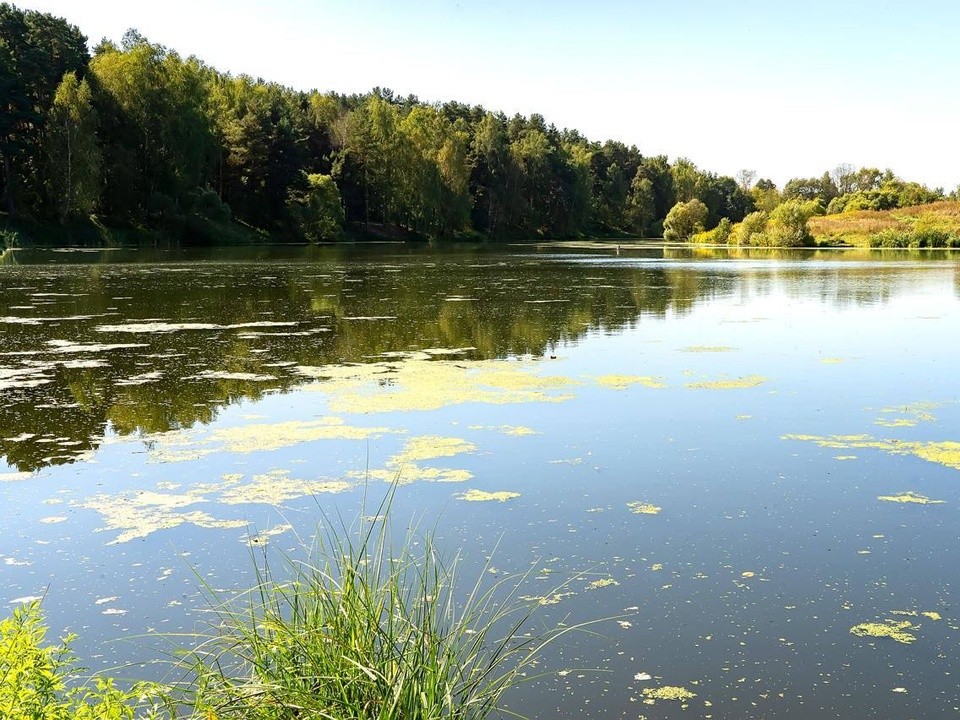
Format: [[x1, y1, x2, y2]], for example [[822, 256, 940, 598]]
[[1, 243, 959, 719]]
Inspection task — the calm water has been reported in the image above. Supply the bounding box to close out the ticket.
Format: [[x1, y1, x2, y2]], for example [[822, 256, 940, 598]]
[[2, 243, 959, 719]]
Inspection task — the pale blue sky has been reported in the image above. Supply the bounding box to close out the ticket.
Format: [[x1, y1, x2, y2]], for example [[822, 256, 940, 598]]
[[18, 0, 960, 189]]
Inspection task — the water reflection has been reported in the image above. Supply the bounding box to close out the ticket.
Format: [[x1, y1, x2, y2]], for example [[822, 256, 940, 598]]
[[1, 245, 957, 472]]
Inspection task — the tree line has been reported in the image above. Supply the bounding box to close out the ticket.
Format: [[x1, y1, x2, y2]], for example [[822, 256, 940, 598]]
[[0, 4, 952, 245]]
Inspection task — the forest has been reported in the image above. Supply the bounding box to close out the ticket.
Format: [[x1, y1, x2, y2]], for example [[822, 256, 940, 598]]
[[0, 3, 954, 247]]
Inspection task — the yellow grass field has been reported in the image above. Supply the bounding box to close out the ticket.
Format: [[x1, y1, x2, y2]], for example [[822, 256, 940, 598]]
[[809, 201, 960, 247]]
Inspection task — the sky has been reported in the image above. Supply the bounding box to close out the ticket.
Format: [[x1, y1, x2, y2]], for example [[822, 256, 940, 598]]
[[16, 0, 960, 190]]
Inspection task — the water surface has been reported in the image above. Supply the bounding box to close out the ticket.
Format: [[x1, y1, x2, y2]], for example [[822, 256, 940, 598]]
[[1, 244, 959, 719]]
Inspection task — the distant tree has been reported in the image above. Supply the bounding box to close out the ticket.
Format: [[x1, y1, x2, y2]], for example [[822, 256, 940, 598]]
[[663, 199, 708, 242], [735, 169, 756, 191], [782, 173, 837, 204], [670, 157, 699, 203], [625, 173, 655, 235], [0, 3, 88, 215], [286, 173, 343, 242], [831, 163, 855, 194], [44, 72, 101, 222]]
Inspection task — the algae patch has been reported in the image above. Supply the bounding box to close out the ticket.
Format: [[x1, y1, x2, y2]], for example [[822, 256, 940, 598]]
[[686, 375, 766, 390], [877, 491, 945, 505], [595, 375, 666, 390], [783, 434, 960, 471], [850, 620, 917, 644], [457, 489, 520, 502], [642, 686, 697, 701], [679, 346, 736, 353], [298, 355, 578, 414], [392, 436, 476, 462], [628, 501, 662, 515]]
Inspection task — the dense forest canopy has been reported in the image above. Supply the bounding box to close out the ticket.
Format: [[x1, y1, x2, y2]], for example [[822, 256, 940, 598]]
[[0, 3, 953, 246]]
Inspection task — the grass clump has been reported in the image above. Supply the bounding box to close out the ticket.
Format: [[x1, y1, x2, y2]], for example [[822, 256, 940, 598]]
[[185, 487, 581, 719]]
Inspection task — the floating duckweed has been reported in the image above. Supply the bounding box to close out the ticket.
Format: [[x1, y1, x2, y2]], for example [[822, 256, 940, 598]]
[[680, 346, 736, 353], [595, 375, 666, 390], [819, 357, 846, 364], [215, 419, 391, 453], [783, 434, 960, 471], [219, 470, 350, 505], [468, 424, 539, 436], [736, 414, 752, 420], [642, 686, 697, 701], [357, 466, 473, 485], [650, 563, 664, 571], [834, 455, 857, 460], [686, 375, 766, 390], [922, 611, 942, 621], [457, 489, 520, 502], [298, 356, 578, 414], [874, 418, 918, 428], [519, 592, 575, 606], [392, 436, 476, 462], [850, 620, 917, 644], [877, 491, 945, 505], [741, 571, 755, 578], [628, 501, 662, 515], [587, 578, 620, 589]]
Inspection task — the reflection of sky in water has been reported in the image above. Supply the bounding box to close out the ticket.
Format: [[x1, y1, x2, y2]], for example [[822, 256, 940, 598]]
[[1, 246, 960, 719]]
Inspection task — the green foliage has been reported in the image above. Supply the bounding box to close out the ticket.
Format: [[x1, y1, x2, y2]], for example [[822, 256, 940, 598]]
[[691, 217, 732, 244], [45, 72, 102, 222], [286, 173, 344, 242], [2, 5, 951, 246], [0, 601, 168, 719], [764, 199, 820, 247], [0, 3, 88, 215], [663, 199, 708, 242], [731, 210, 769, 246]]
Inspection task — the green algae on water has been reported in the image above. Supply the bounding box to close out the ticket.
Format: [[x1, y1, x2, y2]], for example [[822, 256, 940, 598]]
[[783, 434, 960, 471], [642, 686, 697, 701], [850, 620, 917, 644], [686, 375, 766, 390], [877, 491, 945, 505], [628, 501, 662, 515], [595, 374, 666, 390], [457, 489, 520, 502]]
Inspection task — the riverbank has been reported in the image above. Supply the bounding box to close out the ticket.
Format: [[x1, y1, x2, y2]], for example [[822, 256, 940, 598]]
[[809, 201, 960, 248]]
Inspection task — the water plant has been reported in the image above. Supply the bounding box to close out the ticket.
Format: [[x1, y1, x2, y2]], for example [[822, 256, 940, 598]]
[[178, 484, 586, 719]]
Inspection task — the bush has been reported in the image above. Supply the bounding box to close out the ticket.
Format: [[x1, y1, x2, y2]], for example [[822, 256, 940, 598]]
[[731, 211, 768, 246], [764, 199, 819, 247], [691, 217, 732, 245], [663, 199, 708, 242], [0, 601, 168, 719]]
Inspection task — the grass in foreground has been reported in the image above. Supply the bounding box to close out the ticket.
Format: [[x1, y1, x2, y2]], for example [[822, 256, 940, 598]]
[[2, 487, 588, 719]]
